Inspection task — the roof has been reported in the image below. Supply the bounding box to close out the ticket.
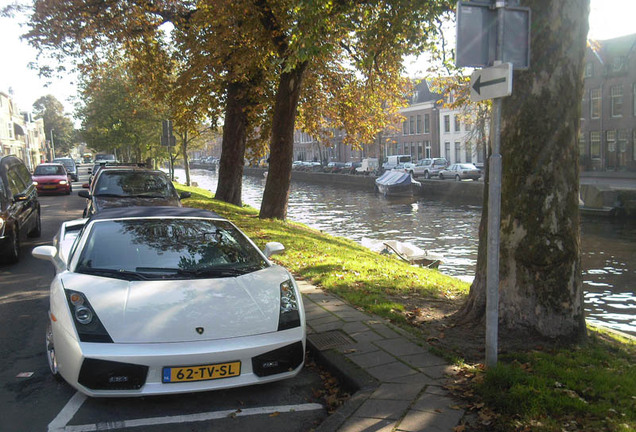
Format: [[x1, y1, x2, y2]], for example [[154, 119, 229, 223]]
[[589, 33, 636, 64], [88, 206, 224, 222]]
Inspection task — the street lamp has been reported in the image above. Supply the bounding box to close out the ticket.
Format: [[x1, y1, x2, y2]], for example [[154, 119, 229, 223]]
[[50, 129, 56, 160]]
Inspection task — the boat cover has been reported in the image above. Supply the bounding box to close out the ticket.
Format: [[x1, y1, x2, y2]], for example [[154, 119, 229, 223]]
[[375, 171, 418, 187]]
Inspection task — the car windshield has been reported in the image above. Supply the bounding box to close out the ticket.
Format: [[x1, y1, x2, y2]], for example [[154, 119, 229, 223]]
[[459, 164, 476, 169], [94, 171, 174, 197], [75, 219, 268, 280], [34, 165, 66, 176], [54, 159, 74, 169]]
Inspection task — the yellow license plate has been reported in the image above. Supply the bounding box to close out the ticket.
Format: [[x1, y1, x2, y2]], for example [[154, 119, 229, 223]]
[[162, 361, 241, 383], [43, 185, 57, 189]]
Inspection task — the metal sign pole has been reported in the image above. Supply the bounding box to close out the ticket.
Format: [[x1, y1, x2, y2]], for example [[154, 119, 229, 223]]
[[485, 0, 506, 368]]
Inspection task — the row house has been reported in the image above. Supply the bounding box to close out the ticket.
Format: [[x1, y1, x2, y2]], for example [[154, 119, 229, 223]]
[[0, 91, 46, 170], [439, 105, 486, 166], [580, 34, 636, 172]]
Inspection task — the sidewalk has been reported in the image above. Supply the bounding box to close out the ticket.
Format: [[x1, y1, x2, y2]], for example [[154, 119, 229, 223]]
[[299, 281, 465, 432]]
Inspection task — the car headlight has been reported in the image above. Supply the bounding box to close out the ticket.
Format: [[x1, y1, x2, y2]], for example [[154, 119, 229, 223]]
[[65, 290, 113, 343], [59, 180, 68, 185], [32, 181, 38, 186], [277, 280, 300, 331], [0, 217, 4, 231]]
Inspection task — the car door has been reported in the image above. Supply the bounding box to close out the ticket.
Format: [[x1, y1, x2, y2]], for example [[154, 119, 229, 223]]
[[5, 166, 30, 236]]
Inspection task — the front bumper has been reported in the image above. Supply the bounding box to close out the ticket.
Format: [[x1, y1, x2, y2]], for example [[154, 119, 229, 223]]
[[54, 324, 306, 397]]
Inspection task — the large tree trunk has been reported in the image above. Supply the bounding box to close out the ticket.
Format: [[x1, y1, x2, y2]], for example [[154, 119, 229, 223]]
[[259, 61, 308, 219], [458, 0, 589, 340], [215, 82, 249, 206]]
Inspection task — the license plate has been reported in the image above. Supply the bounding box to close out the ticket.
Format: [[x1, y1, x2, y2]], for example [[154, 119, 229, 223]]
[[43, 185, 57, 189], [162, 361, 241, 383]]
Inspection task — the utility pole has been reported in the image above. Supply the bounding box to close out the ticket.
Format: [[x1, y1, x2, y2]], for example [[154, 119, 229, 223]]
[[50, 129, 56, 160]]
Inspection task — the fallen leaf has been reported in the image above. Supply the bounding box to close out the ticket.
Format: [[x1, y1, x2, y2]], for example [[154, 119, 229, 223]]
[[269, 411, 280, 417]]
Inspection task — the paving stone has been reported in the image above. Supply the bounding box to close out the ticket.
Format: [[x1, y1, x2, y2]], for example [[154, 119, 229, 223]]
[[310, 313, 342, 326], [411, 392, 457, 413], [396, 407, 464, 432], [332, 341, 381, 355], [419, 364, 459, 380], [336, 310, 372, 322], [348, 350, 395, 368], [338, 417, 397, 432], [350, 329, 387, 343], [366, 361, 418, 382], [401, 352, 447, 368], [312, 320, 345, 333], [374, 339, 427, 357], [342, 321, 371, 335], [387, 373, 437, 386], [354, 398, 412, 420], [366, 322, 402, 339], [370, 382, 426, 401]]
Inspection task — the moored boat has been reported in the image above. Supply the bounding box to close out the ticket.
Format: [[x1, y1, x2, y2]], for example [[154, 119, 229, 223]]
[[375, 171, 421, 196], [360, 238, 443, 268]]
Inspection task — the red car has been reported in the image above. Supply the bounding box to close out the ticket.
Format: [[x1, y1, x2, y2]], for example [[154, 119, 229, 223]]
[[32, 163, 72, 195]]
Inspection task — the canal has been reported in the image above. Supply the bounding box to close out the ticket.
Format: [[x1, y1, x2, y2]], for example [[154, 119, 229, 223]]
[[175, 168, 636, 336]]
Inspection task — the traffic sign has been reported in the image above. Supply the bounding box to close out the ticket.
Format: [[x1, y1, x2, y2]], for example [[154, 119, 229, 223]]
[[470, 63, 513, 102]]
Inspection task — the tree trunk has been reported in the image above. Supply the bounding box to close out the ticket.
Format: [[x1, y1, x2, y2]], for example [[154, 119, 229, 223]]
[[259, 61, 308, 219], [458, 0, 589, 340], [182, 131, 191, 187], [215, 82, 249, 206]]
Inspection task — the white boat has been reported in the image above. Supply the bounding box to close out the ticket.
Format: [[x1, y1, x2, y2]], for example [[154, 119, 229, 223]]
[[360, 238, 443, 268]]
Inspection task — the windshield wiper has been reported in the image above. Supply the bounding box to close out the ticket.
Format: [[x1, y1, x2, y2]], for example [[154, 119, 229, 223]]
[[176, 267, 248, 278], [93, 193, 126, 198], [76, 267, 148, 281]]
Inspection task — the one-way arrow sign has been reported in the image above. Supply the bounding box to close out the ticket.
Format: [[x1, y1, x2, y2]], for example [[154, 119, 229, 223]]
[[470, 63, 513, 103]]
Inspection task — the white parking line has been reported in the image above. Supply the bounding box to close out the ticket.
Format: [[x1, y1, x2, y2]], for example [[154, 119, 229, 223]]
[[48, 392, 87, 432], [49, 394, 323, 432]]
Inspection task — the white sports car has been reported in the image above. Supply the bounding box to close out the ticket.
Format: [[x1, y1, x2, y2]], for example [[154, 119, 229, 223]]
[[32, 206, 305, 397]]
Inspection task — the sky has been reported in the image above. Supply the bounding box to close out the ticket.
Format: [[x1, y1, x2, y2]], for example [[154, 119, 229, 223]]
[[0, 0, 634, 118]]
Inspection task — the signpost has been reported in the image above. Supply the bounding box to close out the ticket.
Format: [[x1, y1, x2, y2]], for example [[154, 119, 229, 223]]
[[456, 0, 530, 368], [162, 119, 176, 179]]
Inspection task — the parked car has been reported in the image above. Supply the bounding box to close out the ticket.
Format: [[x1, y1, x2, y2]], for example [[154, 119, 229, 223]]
[[32, 163, 72, 195], [52, 157, 79, 181], [355, 158, 379, 175], [32, 206, 305, 397], [438, 163, 482, 181], [79, 167, 191, 216], [324, 162, 347, 173], [0, 155, 41, 264], [410, 158, 449, 179], [344, 161, 361, 174], [382, 155, 412, 170], [94, 153, 117, 164]]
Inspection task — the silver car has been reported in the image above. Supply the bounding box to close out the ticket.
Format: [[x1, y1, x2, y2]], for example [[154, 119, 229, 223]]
[[438, 163, 482, 181]]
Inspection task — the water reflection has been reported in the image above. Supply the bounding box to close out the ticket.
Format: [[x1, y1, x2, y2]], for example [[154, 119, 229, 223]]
[[176, 169, 635, 335]]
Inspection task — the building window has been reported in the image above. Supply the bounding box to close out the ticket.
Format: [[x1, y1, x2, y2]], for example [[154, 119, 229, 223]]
[[618, 129, 628, 153], [417, 142, 423, 160], [444, 142, 451, 160], [7, 122, 14, 139], [444, 115, 450, 133], [454, 116, 461, 132], [465, 144, 472, 163], [590, 131, 601, 158], [409, 116, 415, 135], [633, 130, 636, 161], [610, 86, 623, 117], [606, 130, 616, 152], [584, 62, 593, 78], [424, 114, 430, 133], [465, 122, 472, 131], [612, 56, 625, 72], [425, 141, 431, 158], [403, 120, 408, 136], [633, 83, 636, 116], [590, 89, 601, 119], [416, 115, 422, 134], [454, 142, 461, 162], [579, 132, 586, 156]]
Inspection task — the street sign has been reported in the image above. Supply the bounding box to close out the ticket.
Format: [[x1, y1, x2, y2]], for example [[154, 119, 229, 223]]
[[456, 1, 531, 70], [470, 63, 513, 102], [161, 119, 176, 147]]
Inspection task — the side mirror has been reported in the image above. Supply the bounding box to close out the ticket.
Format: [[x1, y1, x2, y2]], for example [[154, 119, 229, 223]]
[[82, 183, 90, 188], [13, 193, 28, 202], [32, 245, 57, 262], [78, 190, 90, 199], [180, 192, 192, 200], [264, 242, 285, 258]]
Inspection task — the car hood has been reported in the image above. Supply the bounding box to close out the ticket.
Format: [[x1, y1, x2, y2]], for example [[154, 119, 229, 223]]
[[33, 175, 68, 182], [61, 266, 290, 343], [94, 196, 181, 211]]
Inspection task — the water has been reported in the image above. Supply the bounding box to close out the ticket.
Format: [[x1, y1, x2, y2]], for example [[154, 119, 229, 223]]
[[176, 169, 636, 335]]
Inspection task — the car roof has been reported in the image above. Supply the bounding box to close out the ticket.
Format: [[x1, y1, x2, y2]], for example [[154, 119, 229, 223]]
[[88, 206, 224, 222], [37, 162, 65, 166]]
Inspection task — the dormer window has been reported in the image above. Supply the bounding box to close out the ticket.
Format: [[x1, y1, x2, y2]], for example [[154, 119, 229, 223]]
[[612, 56, 625, 72], [412, 91, 419, 103]]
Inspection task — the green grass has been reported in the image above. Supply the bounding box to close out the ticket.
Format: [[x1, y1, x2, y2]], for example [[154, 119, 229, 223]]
[[175, 183, 468, 325], [175, 182, 635, 432], [476, 332, 635, 431]]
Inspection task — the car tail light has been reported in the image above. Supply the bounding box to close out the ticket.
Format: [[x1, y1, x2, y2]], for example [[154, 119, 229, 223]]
[[65, 290, 113, 343], [277, 280, 300, 331], [252, 342, 304, 377]]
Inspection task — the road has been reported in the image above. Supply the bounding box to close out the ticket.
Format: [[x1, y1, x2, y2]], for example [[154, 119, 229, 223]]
[[0, 166, 328, 432]]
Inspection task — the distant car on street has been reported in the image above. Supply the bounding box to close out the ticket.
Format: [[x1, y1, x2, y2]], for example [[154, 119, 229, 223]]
[[78, 167, 191, 216], [410, 158, 448, 179], [32, 206, 305, 397], [52, 157, 79, 182], [438, 163, 482, 181], [32, 163, 72, 195]]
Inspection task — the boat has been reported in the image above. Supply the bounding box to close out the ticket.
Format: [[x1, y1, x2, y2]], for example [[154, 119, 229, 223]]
[[375, 171, 421, 197], [360, 238, 443, 268]]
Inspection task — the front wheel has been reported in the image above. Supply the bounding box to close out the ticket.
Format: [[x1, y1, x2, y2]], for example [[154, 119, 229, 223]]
[[439, 173, 444, 180], [1, 225, 19, 264], [28, 209, 42, 238], [424, 171, 430, 179], [46, 321, 61, 379], [455, 175, 461, 181]]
